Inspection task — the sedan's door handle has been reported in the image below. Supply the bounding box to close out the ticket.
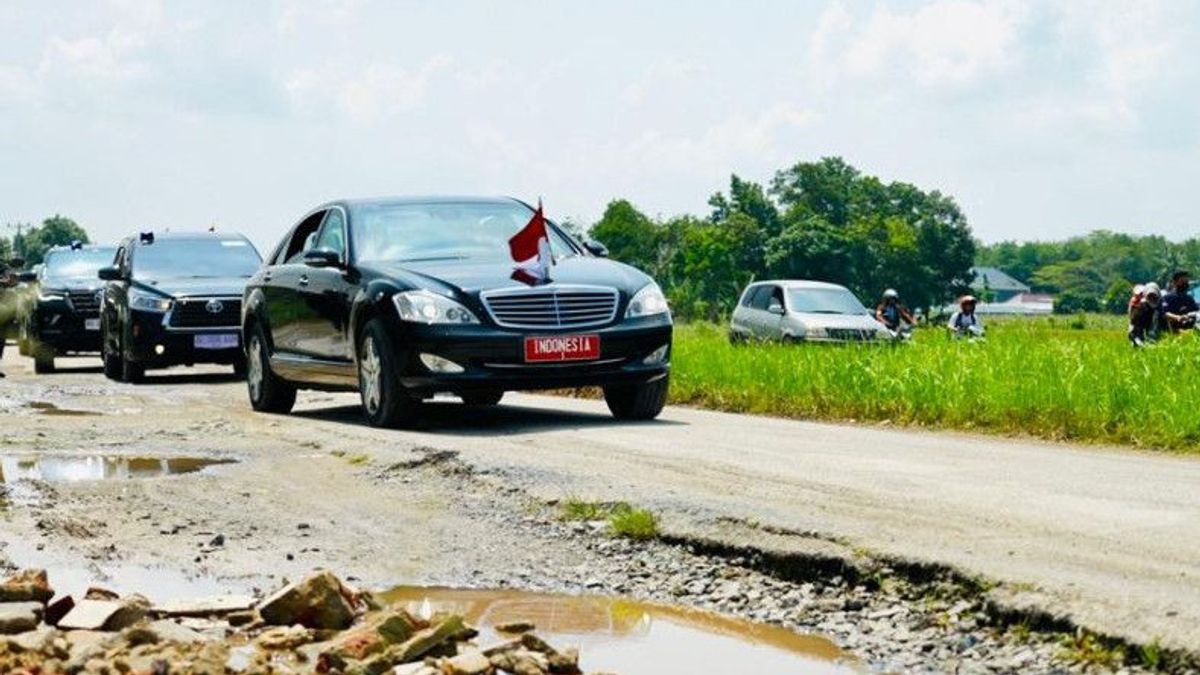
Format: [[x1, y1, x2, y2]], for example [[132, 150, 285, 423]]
[[298, 275, 309, 287], [262, 272, 272, 282]]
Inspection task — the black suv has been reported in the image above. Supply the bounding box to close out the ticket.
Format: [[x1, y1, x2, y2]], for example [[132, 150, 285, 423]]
[[16, 243, 116, 373], [99, 231, 262, 382], [242, 196, 673, 428]]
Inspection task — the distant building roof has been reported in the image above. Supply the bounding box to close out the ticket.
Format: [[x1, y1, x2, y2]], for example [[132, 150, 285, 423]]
[[970, 266, 1030, 293]]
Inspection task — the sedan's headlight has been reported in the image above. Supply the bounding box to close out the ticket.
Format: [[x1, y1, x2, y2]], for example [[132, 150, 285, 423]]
[[130, 289, 172, 313], [393, 290, 479, 324], [625, 283, 670, 319]]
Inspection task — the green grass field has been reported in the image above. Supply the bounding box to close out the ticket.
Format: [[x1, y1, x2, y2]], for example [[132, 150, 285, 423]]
[[669, 315, 1200, 452]]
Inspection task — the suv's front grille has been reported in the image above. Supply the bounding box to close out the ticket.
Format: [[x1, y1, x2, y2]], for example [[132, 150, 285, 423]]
[[168, 297, 242, 329], [67, 290, 102, 317], [826, 328, 876, 342], [481, 286, 619, 329]]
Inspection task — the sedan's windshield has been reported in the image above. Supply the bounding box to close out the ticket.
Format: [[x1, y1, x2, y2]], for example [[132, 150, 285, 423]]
[[43, 248, 115, 283], [133, 239, 262, 279], [788, 288, 869, 315], [351, 201, 578, 264]]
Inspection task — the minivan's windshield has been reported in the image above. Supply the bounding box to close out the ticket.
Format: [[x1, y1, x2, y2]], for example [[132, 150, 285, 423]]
[[351, 201, 578, 264], [788, 288, 869, 315], [133, 239, 262, 279], [43, 248, 115, 283]]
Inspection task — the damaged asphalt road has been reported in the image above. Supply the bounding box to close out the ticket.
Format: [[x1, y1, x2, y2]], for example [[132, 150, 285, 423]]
[[1, 353, 1199, 672]]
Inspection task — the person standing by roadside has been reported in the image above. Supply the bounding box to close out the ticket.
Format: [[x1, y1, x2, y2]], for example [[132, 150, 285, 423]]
[[1159, 270, 1198, 333], [1129, 282, 1161, 347], [0, 259, 19, 378]]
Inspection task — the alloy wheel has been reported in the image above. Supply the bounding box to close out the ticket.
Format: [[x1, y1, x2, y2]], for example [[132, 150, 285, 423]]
[[360, 336, 382, 415], [247, 336, 264, 401]]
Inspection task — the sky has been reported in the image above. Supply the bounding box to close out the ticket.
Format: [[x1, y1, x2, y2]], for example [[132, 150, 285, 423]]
[[1, 0, 1198, 253]]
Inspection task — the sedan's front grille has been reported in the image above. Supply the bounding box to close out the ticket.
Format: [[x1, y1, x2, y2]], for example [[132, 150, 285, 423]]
[[826, 328, 876, 342], [481, 285, 619, 329], [67, 290, 102, 317], [167, 297, 242, 329]]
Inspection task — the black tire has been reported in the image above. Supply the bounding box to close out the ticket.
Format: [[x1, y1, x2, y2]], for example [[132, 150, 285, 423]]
[[604, 375, 669, 421], [232, 355, 248, 379], [728, 331, 746, 346], [246, 324, 296, 414], [357, 318, 420, 428], [122, 355, 144, 383], [102, 331, 123, 381], [33, 349, 55, 374], [462, 389, 504, 406]]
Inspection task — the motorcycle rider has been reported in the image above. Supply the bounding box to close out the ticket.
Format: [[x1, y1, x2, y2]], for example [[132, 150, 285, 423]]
[[1159, 270, 1197, 333], [1129, 282, 1161, 347], [948, 295, 984, 339], [875, 288, 916, 334]]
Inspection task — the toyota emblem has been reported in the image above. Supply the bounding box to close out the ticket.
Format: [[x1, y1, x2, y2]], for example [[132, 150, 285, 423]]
[[205, 299, 225, 314]]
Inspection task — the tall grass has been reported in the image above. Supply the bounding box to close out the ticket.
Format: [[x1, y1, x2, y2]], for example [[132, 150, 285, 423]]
[[670, 316, 1200, 452]]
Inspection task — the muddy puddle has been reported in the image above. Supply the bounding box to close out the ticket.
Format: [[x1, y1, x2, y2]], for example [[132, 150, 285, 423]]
[[0, 454, 235, 484], [381, 586, 854, 674]]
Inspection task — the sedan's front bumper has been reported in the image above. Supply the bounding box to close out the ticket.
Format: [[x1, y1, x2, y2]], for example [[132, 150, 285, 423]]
[[392, 314, 672, 396]]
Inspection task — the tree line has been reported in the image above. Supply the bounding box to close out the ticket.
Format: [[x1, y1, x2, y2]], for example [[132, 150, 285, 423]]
[[586, 157, 977, 321], [1, 216, 91, 266], [976, 232, 1200, 314]]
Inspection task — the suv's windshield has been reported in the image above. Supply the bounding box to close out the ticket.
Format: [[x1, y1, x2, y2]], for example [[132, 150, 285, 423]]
[[787, 288, 869, 315], [351, 201, 578, 264], [133, 239, 262, 279], [43, 248, 115, 283]]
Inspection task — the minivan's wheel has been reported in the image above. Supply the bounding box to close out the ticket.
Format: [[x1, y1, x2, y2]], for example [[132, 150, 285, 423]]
[[462, 389, 504, 406], [246, 325, 296, 414], [604, 375, 669, 421], [358, 318, 419, 428]]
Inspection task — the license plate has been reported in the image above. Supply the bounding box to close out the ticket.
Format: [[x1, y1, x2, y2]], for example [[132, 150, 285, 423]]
[[524, 335, 600, 363], [84, 318, 100, 331], [194, 333, 239, 350]]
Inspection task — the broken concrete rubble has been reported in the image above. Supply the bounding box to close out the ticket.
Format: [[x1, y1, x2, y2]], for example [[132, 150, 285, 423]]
[[0, 568, 598, 675], [0, 568, 54, 603]]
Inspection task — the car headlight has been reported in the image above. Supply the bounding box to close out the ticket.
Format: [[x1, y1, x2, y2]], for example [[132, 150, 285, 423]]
[[393, 290, 479, 324], [130, 289, 172, 313], [625, 283, 670, 319], [806, 325, 827, 339], [38, 289, 66, 302]]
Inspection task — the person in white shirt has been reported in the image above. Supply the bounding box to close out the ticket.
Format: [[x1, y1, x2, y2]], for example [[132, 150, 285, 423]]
[[948, 295, 984, 339]]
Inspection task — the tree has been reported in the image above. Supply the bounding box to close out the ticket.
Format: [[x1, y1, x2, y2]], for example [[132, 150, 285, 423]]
[[588, 200, 661, 276], [12, 215, 90, 265]]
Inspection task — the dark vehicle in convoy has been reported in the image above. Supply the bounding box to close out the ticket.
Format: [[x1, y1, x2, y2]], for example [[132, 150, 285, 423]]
[[16, 244, 116, 372], [99, 231, 262, 382], [242, 196, 673, 428]]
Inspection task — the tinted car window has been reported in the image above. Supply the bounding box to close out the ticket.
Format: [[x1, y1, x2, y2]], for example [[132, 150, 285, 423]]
[[351, 201, 577, 264], [787, 288, 869, 315], [314, 209, 346, 259], [747, 286, 772, 310], [279, 211, 326, 264], [133, 239, 262, 280], [43, 248, 115, 283]]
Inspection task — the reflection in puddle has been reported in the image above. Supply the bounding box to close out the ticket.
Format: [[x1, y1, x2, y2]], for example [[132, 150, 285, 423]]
[[0, 455, 235, 484], [380, 586, 853, 674], [25, 401, 101, 416]]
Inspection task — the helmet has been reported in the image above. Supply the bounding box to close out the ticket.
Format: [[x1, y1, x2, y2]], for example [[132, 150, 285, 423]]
[[883, 289, 899, 299], [1143, 282, 1162, 306], [960, 295, 977, 307], [1132, 284, 1145, 296]]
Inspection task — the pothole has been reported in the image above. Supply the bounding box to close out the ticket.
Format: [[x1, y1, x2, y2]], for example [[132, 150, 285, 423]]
[[0, 454, 236, 484], [380, 586, 853, 674]]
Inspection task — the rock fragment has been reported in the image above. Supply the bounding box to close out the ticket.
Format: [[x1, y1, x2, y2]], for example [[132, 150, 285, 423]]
[[258, 570, 360, 629], [0, 602, 44, 634], [0, 569, 54, 604]]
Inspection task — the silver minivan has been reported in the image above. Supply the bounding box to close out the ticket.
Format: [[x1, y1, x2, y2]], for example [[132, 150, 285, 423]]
[[729, 280, 889, 343]]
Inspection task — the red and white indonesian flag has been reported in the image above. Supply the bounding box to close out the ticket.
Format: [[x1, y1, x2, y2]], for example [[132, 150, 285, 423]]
[[508, 201, 552, 284]]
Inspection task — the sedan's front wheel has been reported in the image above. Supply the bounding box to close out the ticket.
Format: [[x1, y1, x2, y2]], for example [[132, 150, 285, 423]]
[[246, 325, 296, 414], [604, 375, 669, 421], [358, 318, 420, 428]]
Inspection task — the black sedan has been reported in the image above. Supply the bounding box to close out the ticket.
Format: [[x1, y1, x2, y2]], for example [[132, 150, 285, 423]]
[[99, 231, 262, 382], [242, 196, 672, 427]]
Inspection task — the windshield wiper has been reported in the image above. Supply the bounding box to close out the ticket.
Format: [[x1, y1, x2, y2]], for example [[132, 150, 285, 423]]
[[397, 256, 468, 263]]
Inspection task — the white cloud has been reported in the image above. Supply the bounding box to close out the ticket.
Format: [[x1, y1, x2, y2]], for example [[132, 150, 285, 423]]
[[286, 56, 452, 123], [622, 57, 704, 105]]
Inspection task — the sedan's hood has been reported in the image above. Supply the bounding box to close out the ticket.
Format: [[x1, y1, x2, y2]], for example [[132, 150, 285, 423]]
[[135, 276, 250, 298], [364, 256, 652, 296], [793, 312, 882, 330]]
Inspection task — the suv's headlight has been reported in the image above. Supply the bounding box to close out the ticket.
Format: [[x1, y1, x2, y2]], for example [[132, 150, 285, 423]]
[[625, 283, 670, 319], [130, 289, 172, 313], [393, 290, 479, 324], [38, 289, 66, 302]]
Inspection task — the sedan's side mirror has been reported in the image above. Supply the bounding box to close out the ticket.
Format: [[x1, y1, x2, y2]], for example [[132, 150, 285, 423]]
[[583, 240, 609, 258], [17, 271, 37, 283], [303, 248, 342, 268], [767, 302, 786, 315], [98, 266, 122, 281]]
